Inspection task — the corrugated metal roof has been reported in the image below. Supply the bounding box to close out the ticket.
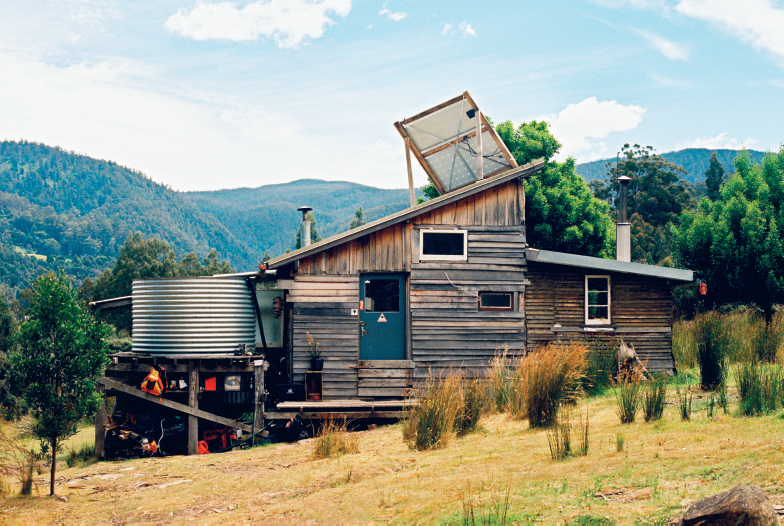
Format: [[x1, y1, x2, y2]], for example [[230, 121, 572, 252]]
[[526, 248, 693, 282], [266, 159, 545, 269]]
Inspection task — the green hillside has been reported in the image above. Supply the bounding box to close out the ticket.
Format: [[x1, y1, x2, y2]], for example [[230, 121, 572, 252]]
[[575, 148, 768, 183], [184, 181, 420, 258], [0, 141, 421, 296], [0, 141, 254, 295]]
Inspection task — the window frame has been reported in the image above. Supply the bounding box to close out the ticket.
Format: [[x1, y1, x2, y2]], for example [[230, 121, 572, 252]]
[[419, 229, 468, 262], [584, 275, 611, 325], [478, 291, 514, 312]]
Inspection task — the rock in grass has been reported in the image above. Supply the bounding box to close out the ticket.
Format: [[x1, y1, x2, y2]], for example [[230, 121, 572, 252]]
[[679, 485, 776, 525]]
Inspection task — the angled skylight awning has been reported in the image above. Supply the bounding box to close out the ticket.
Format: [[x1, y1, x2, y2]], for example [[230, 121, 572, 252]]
[[394, 92, 518, 195]]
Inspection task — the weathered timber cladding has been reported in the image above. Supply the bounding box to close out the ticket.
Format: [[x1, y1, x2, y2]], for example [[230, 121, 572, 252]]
[[295, 179, 523, 276], [285, 276, 359, 399], [410, 199, 528, 379], [525, 262, 676, 372]]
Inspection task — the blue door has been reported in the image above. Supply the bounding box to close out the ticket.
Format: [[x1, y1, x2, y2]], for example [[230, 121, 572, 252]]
[[359, 274, 406, 360]]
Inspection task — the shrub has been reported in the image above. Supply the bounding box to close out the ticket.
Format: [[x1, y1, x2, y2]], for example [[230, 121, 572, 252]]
[[66, 444, 96, 468], [642, 375, 667, 422], [615, 373, 642, 424], [402, 374, 462, 450], [313, 419, 359, 459], [693, 311, 729, 390], [515, 343, 587, 428]]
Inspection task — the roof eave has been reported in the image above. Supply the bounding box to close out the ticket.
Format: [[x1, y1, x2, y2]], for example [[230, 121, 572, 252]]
[[526, 248, 694, 282]]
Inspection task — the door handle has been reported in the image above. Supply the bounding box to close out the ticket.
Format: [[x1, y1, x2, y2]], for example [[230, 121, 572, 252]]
[[359, 321, 367, 336]]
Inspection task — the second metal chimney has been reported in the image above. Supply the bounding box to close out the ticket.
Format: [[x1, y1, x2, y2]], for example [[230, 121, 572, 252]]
[[617, 176, 631, 262], [297, 206, 313, 248]]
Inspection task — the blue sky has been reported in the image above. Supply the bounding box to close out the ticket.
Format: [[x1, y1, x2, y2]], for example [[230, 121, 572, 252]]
[[1, 0, 782, 191]]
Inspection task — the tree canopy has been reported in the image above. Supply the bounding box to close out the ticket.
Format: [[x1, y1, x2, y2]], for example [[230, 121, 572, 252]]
[[705, 151, 725, 201], [496, 119, 614, 257], [12, 271, 110, 495], [676, 147, 784, 322]]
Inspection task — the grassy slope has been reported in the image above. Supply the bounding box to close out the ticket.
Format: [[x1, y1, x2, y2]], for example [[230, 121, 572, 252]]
[[3, 376, 784, 523]]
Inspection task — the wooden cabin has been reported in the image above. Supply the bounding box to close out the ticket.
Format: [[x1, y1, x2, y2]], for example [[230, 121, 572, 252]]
[[262, 160, 693, 401]]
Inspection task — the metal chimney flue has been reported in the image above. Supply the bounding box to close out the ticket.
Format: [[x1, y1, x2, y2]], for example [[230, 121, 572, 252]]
[[297, 206, 313, 248], [616, 176, 631, 262]]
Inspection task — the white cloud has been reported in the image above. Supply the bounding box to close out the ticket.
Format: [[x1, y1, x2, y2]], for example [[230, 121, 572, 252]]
[[676, 0, 784, 63], [459, 22, 476, 36], [633, 29, 689, 60], [379, 7, 407, 21], [770, 79, 784, 88], [677, 132, 757, 150], [441, 22, 475, 36], [165, 0, 352, 48], [541, 97, 646, 161]]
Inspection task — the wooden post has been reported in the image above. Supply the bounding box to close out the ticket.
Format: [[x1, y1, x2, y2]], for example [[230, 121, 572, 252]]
[[188, 361, 199, 455], [253, 360, 265, 444], [405, 137, 416, 207], [94, 383, 106, 460], [476, 110, 483, 180]]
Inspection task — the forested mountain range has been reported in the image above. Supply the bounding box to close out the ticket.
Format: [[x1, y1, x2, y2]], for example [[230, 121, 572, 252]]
[[0, 141, 416, 297], [0, 140, 758, 298], [185, 181, 418, 258], [575, 148, 767, 184]]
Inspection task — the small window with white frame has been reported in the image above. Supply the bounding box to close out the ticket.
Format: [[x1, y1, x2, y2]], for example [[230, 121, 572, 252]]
[[585, 275, 610, 325], [420, 229, 467, 261]]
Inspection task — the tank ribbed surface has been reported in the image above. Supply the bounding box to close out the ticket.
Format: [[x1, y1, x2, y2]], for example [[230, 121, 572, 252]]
[[132, 277, 256, 356]]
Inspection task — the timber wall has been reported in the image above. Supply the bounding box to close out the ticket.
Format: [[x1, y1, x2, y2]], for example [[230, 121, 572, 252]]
[[286, 179, 528, 397], [525, 262, 676, 372]]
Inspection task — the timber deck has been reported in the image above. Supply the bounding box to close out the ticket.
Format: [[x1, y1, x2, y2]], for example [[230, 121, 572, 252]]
[[269, 399, 417, 420]]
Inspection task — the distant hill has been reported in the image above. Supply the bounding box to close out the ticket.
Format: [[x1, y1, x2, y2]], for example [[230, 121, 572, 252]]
[[575, 148, 769, 184], [184, 180, 419, 258], [0, 141, 421, 296], [0, 140, 256, 294]]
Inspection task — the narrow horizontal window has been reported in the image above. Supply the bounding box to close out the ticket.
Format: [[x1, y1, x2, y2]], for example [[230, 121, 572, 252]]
[[420, 230, 467, 261], [585, 275, 610, 325], [479, 292, 513, 311]]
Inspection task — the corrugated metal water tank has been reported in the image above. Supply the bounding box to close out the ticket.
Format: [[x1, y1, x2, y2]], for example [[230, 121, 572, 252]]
[[132, 277, 256, 356]]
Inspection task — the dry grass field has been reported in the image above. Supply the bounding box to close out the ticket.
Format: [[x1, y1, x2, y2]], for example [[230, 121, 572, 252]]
[[2, 376, 784, 524]]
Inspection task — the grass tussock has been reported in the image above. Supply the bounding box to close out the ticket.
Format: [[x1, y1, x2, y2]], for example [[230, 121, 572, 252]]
[[615, 373, 642, 424], [546, 410, 571, 461], [312, 419, 359, 459], [736, 362, 783, 416], [672, 320, 697, 370], [583, 337, 618, 395], [455, 377, 485, 436], [677, 381, 693, 421], [642, 375, 667, 422], [460, 479, 511, 525], [0, 425, 37, 496], [514, 343, 588, 428], [489, 349, 514, 414], [693, 311, 729, 390], [403, 373, 474, 451]]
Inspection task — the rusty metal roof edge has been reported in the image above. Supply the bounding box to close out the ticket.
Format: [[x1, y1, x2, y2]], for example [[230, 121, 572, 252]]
[[526, 248, 694, 282], [266, 159, 545, 269]]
